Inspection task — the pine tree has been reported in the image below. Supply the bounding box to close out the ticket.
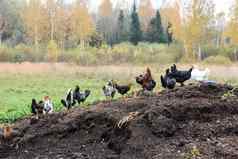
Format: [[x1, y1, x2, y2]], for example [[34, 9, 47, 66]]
[[146, 10, 166, 43], [117, 10, 128, 43], [130, 1, 142, 45]]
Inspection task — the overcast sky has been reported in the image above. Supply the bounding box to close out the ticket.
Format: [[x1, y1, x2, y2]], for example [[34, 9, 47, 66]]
[[67, 0, 234, 14]]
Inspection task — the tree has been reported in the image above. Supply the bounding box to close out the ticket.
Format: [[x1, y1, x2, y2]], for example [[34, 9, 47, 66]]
[[70, 1, 94, 47], [54, 1, 71, 49], [138, 0, 155, 32], [46, 0, 58, 41], [0, 15, 6, 45], [97, 0, 116, 45], [146, 10, 166, 43], [225, 0, 238, 45], [0, 0, 25, 45], [166, 22, 173, 45], [182, 0, 215, 61], [160, 0, 182, 42], [21, 0, 47, 50], [117, 10, 129, 43], [130, 2, 142, 45]]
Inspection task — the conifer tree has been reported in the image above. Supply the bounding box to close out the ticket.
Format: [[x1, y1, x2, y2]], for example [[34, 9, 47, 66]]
[[129, 1, 142, 45]]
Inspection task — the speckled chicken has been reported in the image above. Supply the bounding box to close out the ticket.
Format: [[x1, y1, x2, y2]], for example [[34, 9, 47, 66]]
[[102, 80, 116, 99]]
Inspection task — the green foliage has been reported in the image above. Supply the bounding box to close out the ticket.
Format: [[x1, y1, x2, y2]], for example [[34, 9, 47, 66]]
[[0, 44, 13, 61], [89, 32, 104, 48], [117, 10, 129, 43], [47, 40, 59, 62], [146, 10, 167, 43], [130, 3, 142, 45], [203, 55, 232, 65]]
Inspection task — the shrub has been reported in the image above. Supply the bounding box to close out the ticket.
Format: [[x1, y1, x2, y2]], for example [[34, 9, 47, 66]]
[[14, 44, 34, 62], [0, 44, 13, 61], [47, 40, 59, 62], [203, 55, 232, 65]]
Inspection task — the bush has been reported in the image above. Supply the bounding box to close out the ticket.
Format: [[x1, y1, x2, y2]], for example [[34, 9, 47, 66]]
[[47, 40, 59, 62], [0, 44, 13, 61], [203, 55, 232, 65]]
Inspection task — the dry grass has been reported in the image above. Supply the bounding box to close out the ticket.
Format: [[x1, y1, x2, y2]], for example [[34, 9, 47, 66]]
[[0, 62, 238, 82]]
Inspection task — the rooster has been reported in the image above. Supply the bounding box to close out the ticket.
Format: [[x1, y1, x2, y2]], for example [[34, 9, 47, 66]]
[[61, 88, 75, 110], [102, 80, 116, 100], [136, 68, 156, 91], [161, 69, 176, 89], [43, 96, 53, 114], [170, 64, 193, 86]]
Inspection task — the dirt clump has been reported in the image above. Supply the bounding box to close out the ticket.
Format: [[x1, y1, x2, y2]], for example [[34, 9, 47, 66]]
[[1, 83, 238, 159]]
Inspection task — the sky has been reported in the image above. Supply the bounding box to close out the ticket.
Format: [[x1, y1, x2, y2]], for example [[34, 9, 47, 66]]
[[66, 0, 234, 14]]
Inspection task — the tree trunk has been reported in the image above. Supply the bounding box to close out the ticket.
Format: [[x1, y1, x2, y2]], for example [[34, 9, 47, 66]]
[[34, 25, 39, 54], [0, 32, 2, 45], [234, 48, 237, 61], [197, 44, 202, 61], [50, 17, 54, 41]]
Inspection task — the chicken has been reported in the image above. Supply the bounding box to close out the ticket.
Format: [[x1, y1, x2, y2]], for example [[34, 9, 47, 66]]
[[170, 64, 193, 86], [43, 96, 53, 114], [114, 82, 132, 97], [76, 90, 91, 104], [61, 88, 75, 110], [102, 80, 116, 100], [73, 85, 91, 104], [191, 65, 210, 81], [73, 85, 80, 101], [31, 99, 37, 115], [31, 99, 44, 116], [0, 125, 18, 140], [136, 68, 156, 91], [161, 69, 176, 89]]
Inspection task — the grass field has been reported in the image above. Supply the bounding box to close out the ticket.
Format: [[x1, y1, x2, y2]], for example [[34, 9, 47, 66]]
[[0, 62, 238, 123]]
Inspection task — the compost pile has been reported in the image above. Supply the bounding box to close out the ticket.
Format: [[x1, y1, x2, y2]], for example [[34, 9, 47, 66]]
[[1, 83, 238, 159]]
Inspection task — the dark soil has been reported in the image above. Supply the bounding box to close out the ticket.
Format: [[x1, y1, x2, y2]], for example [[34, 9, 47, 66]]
[[1, 83, 238, 159]]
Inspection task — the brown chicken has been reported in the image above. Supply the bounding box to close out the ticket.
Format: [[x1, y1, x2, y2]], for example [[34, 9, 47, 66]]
[[136, 68, 156, 91], [3, 126, 12, 139]]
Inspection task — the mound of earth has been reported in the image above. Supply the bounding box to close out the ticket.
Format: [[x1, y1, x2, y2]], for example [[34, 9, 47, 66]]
[[1, 82, 238, 159]]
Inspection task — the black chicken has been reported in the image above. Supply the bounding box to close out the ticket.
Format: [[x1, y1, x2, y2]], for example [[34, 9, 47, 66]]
[[77, 90, 91, 104], [61, 89, 75, 110], [114, 83, 132, 97], [73, 85, 91, 104], [31, 99, 44, 116], [169, 64, 193, 86], [161, 69, 176, 89]]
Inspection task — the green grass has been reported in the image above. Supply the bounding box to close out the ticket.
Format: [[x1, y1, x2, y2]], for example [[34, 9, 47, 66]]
[[0, 73, 117, 123]]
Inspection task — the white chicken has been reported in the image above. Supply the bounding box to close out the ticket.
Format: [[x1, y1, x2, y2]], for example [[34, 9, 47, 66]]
[[43, 96, 54, 114], [191, 65, 210, 81]]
